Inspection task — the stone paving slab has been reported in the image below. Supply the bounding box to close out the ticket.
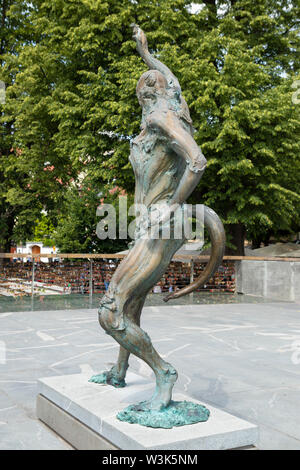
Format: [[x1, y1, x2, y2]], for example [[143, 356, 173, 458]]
[[0, 302, 300, 449]]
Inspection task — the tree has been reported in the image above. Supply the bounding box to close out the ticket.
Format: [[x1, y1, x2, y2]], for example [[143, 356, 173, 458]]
[[53, 181, 132, 253], [72, 0, 300, 254], [0, 0, 21, 254], [191, 0, 300, 253], [0, 0, 55, 253], [32, 213, 56, 246], [1, 0, 78, 251], [3, 0, 300, 255]]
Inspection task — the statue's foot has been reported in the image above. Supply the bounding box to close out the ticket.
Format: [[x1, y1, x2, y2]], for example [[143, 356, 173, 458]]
[[133, 366, 178, 411], [117, 399, 210, 428], [89, 368, 126, 388]]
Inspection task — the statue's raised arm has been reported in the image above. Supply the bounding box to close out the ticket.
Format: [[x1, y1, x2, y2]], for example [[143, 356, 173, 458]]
[[131, 24, 181, 95], [131, 24, 206, 210]]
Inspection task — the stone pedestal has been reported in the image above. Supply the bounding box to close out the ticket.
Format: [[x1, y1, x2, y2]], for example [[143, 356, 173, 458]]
[[36, 372, 258, 450]]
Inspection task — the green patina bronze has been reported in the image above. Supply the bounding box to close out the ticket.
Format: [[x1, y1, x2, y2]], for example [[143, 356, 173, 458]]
[[89, 25, 225, 428], [117, 400, 210, 429], [89, 372, 126, 388]]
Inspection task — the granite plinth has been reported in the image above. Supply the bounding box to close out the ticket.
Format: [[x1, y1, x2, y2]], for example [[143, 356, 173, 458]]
[[36, 372, 258, 450]]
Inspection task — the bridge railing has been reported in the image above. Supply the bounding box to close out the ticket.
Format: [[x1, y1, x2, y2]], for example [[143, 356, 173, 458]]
[[0, 253, 240, 299]]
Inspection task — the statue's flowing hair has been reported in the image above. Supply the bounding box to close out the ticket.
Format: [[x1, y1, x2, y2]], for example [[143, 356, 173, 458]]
[[137, 69, 194, 135]]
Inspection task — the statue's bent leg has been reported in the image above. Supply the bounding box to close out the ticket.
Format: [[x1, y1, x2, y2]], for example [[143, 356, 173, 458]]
[[97, 237, 183, 410], [101, 314, 177, 410], [89, 295, 145, 387]]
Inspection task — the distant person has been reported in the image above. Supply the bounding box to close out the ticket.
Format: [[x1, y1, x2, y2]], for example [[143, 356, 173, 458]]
[[153, 283, 162, 293], [104, 275, 110, 291]]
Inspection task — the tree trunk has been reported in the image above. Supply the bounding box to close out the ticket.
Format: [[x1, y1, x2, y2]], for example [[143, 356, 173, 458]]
[[225, 223, 246, 256], [251, 236, 262, 250], [0, 245, 9, 267], [0, 210, 15, 265], [0, 246, 3, 268], [251, 230, 271, 249]]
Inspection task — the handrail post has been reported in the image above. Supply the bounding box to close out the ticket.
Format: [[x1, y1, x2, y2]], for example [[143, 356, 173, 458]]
[[189, 259, 194, 301], [31, 257, 35, 298], [89, 259, 93, 308]]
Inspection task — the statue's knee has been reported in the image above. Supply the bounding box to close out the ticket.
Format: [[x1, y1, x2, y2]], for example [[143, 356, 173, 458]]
[[98, 307, 112, 333], [98, 298, 125, 334], [98, 308, 106, 330]]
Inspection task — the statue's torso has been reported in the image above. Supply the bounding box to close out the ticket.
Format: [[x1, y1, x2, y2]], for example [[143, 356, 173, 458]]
[[129, 128, 185, 208]]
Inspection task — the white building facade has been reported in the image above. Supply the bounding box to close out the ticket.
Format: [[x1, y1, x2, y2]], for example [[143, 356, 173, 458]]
[[14, 242, 59, 262]]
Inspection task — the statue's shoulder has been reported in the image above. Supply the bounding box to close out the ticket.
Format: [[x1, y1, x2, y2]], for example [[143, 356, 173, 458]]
[[146, 109, 178, 132]]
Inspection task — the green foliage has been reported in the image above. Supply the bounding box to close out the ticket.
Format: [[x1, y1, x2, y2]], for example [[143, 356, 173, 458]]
[[32, 214, 56, 246], [1, 0, 299, 254], [0, 0, 53, 248], [53, 181, 133, 253]]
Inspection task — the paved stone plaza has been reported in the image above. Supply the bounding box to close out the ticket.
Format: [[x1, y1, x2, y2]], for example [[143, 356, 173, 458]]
[[0, 301, 300, 449]]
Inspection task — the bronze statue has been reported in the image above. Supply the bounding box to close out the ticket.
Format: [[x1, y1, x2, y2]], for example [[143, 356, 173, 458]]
[[90, 26, 225, 424]]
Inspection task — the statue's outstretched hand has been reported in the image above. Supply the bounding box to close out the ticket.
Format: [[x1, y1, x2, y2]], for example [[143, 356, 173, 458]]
[[131, 24, 148, 52]]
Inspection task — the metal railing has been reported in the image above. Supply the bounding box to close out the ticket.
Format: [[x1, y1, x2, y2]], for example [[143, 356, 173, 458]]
[[0, 253, 237, 299]]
